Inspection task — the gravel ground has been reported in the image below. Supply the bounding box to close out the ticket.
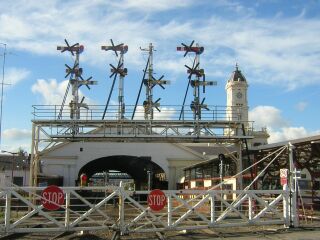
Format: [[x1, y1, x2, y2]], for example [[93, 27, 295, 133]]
[[3, 225, 320, 240]]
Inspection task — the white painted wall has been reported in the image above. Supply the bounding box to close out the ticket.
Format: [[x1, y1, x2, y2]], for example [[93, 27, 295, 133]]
[[0, 170, 29, 187], [41, 142, 203, 189]]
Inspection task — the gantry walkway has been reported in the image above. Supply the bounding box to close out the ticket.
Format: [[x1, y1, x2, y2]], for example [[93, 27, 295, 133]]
[[32, 104, 254, 145]]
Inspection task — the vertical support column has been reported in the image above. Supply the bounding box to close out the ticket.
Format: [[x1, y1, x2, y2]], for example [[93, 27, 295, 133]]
[[168, 166, 177, 190], [29, 123, 39, 206], [248, 193, 253, 221], [4, 190, 11, 233], [149, 43, 154, 120], [283, 184, 290, 227], [118, 53, 125, 120], [29, 123, 35, 187], [237, 141, 243, 190], [288, 143, 298, 227], [167, 193, 172, 228], [118, 181, 125, 234], [33, 125, 40, 187], [210, 192, 215, 226], [65, 190, 70, 230]]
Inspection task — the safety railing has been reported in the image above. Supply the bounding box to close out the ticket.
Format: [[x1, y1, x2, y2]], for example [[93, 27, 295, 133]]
[[32, 104, 246, 122]]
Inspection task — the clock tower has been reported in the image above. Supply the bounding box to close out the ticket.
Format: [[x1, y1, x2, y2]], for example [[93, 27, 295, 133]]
[[225, 64, 249, 128]]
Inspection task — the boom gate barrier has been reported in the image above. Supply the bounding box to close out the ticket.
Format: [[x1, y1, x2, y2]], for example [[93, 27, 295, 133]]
[[0, 185, 292, 236]]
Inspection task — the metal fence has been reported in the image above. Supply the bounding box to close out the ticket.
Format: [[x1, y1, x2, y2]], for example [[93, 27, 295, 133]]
[[0, 186, 291, 236]]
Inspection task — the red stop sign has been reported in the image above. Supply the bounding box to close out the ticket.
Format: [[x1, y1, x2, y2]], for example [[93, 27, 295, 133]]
[[148, 189, 167, 211], [41, 185, 65, 210]]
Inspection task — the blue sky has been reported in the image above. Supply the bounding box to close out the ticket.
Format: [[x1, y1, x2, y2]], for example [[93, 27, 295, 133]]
[[0, 0, 320, 151]]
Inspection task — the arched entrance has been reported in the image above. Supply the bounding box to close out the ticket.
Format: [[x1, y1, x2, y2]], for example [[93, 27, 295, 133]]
[[78, 155, 168, 190]]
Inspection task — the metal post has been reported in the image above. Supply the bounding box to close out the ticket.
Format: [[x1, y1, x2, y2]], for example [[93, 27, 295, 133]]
[[118, 181, 125, 235], [29, 123, 35, 187], [33, 125, 40, 187], [147, 170, 151, 191], [65, 191, 70, 230], [11, 153, 14, 183], [4, 190, 11, 233], [219, 154, 224, 212], [118, 53, 125, 120], [288, 143, 298, 227], [210, 193, 215, 225], [167, 193, 172, 228], [0, 43, 7, 148], [283, 183, 290, 227], [238, 141, 243, 190], [248, 193, 252, 221]]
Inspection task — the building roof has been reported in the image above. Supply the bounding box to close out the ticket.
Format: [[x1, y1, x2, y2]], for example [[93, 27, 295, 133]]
[[251, 134, 320, 151], [0, 155, 29, 171], [182, 144, 237, 156], [228, 64, 247, 82]]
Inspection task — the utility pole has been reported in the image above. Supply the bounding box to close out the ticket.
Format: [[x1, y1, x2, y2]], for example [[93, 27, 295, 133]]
[[0, 43, 11, 148]]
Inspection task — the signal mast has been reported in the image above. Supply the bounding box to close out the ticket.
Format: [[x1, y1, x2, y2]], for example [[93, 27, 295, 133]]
[[177, 41, 216, 121], [132, 43, 169, 120], [101, 39, 128, 120], [57, 39, 97, 133]]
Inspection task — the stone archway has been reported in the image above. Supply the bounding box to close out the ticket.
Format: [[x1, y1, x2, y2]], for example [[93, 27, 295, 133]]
[[78, 155, 168, 190]]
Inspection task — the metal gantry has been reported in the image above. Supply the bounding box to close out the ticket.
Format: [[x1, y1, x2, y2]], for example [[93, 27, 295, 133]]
[[57, 39, 97, 130], [29, 40, 254, 188], [139, 43, 169, 120], [177, 41, 217, 121]]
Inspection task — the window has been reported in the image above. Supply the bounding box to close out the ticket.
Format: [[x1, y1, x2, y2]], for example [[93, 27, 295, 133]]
[[196, 181, 204, 188], [191, 168, 196, 180], [195, 168, 203, 179], [13, 176, 23, 186], [203, 168, 212, 179], [299, 180, 311, 190], [185, 169, 191, 181]]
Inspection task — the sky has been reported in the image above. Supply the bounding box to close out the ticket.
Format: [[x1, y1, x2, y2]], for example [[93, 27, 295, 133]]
[[0, 0, 320, 152]]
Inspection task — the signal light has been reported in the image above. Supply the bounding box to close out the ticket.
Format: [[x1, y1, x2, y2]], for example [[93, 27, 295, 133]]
[[80, 173, 87, 186], [218, 154, 225, 161]]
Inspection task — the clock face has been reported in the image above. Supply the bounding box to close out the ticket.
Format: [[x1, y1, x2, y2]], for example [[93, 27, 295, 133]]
[[237, 92, 243, 99]]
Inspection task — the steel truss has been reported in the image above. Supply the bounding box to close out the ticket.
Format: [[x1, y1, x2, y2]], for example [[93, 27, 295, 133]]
[[29, 104, 254, 187]]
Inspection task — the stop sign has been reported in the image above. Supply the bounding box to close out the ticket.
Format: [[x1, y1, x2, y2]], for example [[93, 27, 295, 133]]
[[41, 185, 65, 211], [148, 189, 167, 211]]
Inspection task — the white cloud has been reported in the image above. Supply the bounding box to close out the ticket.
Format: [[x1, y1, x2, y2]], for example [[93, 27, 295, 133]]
[[250, 105, 319, 143], [249, 106, 288, 129], [0, 0, 319, 90], [132, 105, 176, 120], [268, 127, 310, 143], [3, 128, 31, 140], [114, 0, 193, 12], [31, 78, 95, 106], [295, 101, 308, 112], [31, 79, 69, 105], [5, 67, 30, 86], [1, 128, 32, 152]]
